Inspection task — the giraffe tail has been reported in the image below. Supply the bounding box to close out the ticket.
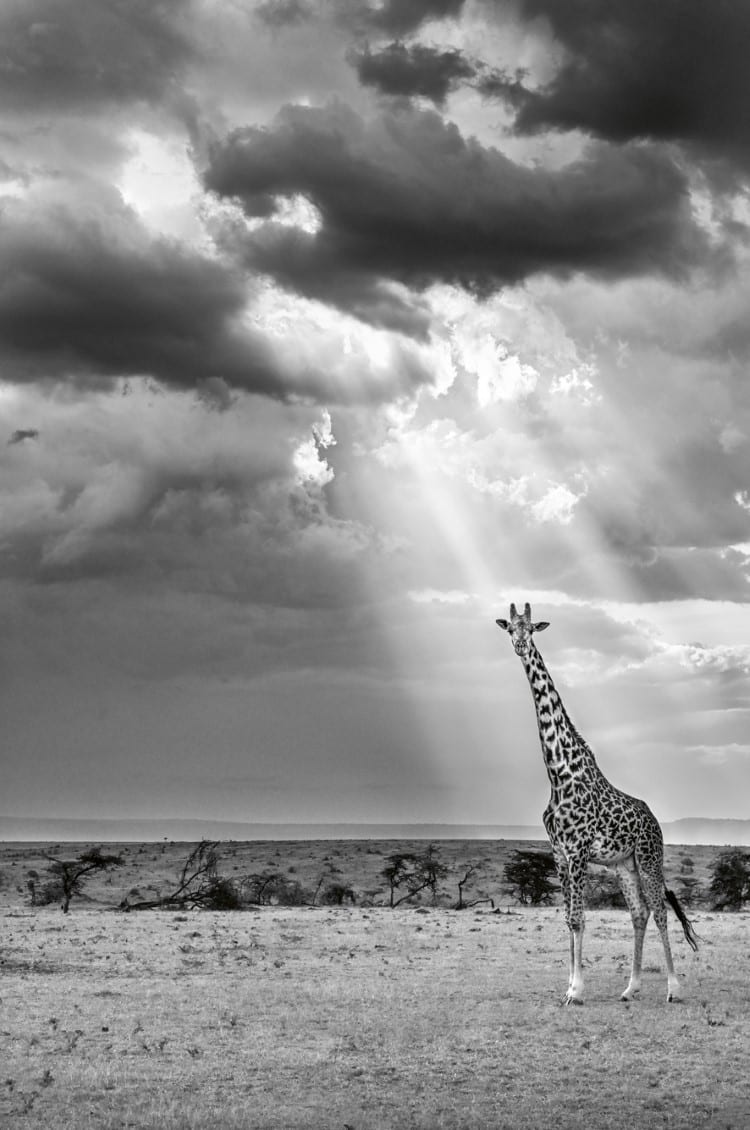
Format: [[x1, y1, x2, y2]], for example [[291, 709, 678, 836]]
[[665, 888, 699, 951]]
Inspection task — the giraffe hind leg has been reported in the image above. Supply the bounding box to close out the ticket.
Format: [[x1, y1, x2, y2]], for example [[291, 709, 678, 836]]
[[635, 852, 682, 1003], [615, 856, 649, 1001]]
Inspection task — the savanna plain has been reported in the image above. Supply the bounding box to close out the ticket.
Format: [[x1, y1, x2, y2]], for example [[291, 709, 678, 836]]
[[1, 839, 748, 1130]]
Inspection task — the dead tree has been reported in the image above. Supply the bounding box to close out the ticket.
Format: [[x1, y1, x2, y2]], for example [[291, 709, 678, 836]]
[[453, 863, 495, 910], [120, 841, 239, 911]]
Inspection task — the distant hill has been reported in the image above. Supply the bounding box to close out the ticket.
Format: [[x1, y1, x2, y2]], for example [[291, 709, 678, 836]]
[[1, 814, 749, 845], [661, 818, 750, 846], [0, 816, 546, 843]]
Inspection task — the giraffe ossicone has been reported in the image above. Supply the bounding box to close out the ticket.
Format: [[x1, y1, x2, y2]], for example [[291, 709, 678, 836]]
[[496, 602, 698, 1005]]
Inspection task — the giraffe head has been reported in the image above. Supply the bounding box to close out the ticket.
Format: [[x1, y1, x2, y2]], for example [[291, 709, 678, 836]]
[[496, 602, 549, 657]]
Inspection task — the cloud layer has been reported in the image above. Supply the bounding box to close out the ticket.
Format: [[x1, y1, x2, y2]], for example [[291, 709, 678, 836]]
[[2, 0, 749, 827]]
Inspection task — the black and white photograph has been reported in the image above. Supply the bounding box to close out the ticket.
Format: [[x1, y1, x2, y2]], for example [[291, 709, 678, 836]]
[[2, 1, 750, 1126]]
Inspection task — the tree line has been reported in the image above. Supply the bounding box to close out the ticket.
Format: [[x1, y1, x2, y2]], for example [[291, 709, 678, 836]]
[[22, 842, 750, 915]]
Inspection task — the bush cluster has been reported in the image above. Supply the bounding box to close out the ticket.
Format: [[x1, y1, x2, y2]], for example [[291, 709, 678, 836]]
[[22, 840, 750, 915]]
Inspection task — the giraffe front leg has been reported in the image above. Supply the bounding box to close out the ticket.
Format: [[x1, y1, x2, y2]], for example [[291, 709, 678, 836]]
[[564, 926, 585, 1005], [551, 844, 575, 996], [563, 861, 587, 1006]]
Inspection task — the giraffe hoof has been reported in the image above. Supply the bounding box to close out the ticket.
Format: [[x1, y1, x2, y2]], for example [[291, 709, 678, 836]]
[[562, 993, 584, 1007]]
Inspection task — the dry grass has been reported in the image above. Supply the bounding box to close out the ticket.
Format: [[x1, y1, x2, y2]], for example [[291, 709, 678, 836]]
[[2, 893, 749, 1129]]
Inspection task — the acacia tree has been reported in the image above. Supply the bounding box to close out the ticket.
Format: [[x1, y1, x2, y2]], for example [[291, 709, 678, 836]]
[[381, 845, 448, 907], [709, 848, 750, 910], [503, 849, 558, 906], [382, 853, 411, 907], [42, 847, 123, 913]]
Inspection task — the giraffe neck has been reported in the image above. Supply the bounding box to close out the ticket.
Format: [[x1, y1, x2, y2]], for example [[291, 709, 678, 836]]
[[521, 640, 600, 785]]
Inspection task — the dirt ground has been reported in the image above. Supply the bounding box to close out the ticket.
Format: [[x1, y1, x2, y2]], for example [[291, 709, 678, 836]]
[[2, 877, 749, 1128]]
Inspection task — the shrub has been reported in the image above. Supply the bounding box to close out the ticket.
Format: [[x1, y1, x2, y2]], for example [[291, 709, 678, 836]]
[[321, 883, 356, 906], [675, 875, 702, 908], [30, 878, 65, 907], [503, 849, 557, 906], [709, 848, 750, 910], [204, 878, 242, 910], [586, 869, 626, 909], [242, 872, 311, 906]]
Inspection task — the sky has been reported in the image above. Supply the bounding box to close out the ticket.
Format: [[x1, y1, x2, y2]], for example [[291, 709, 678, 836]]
[[2, 0, 750, 831]]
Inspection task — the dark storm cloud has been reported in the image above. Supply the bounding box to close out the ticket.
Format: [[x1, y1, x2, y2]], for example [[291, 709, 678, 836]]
[[205, 101, 711, 310], [0, 184, 287, 398], [492, 0, 750, 173], [352, 42, 475, 105], [212, 207, 432, 336], [256, 0, 314, 29], [364, 0, 466, 36], [0, 0, 194, 114], [8, 428, 39, 445]]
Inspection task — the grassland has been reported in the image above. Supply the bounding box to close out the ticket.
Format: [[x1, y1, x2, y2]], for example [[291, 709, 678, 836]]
[[0, 838, 720, 914], [1, 840, 748, 1129]]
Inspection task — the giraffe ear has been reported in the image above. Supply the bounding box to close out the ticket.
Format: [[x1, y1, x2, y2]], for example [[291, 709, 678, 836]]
[[533, 621, 550, 632], [495, 618, 509, 630]]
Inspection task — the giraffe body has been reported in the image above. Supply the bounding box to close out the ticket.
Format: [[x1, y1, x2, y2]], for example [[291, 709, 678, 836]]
[[497, 603, 697, 1004]]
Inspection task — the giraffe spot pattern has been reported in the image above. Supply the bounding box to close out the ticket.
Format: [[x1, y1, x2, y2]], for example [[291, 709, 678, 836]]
[[523, 645, 667, 875]]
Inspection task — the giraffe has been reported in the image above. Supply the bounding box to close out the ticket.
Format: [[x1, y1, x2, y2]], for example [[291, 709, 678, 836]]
[[496, 602, 698, 1005]]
